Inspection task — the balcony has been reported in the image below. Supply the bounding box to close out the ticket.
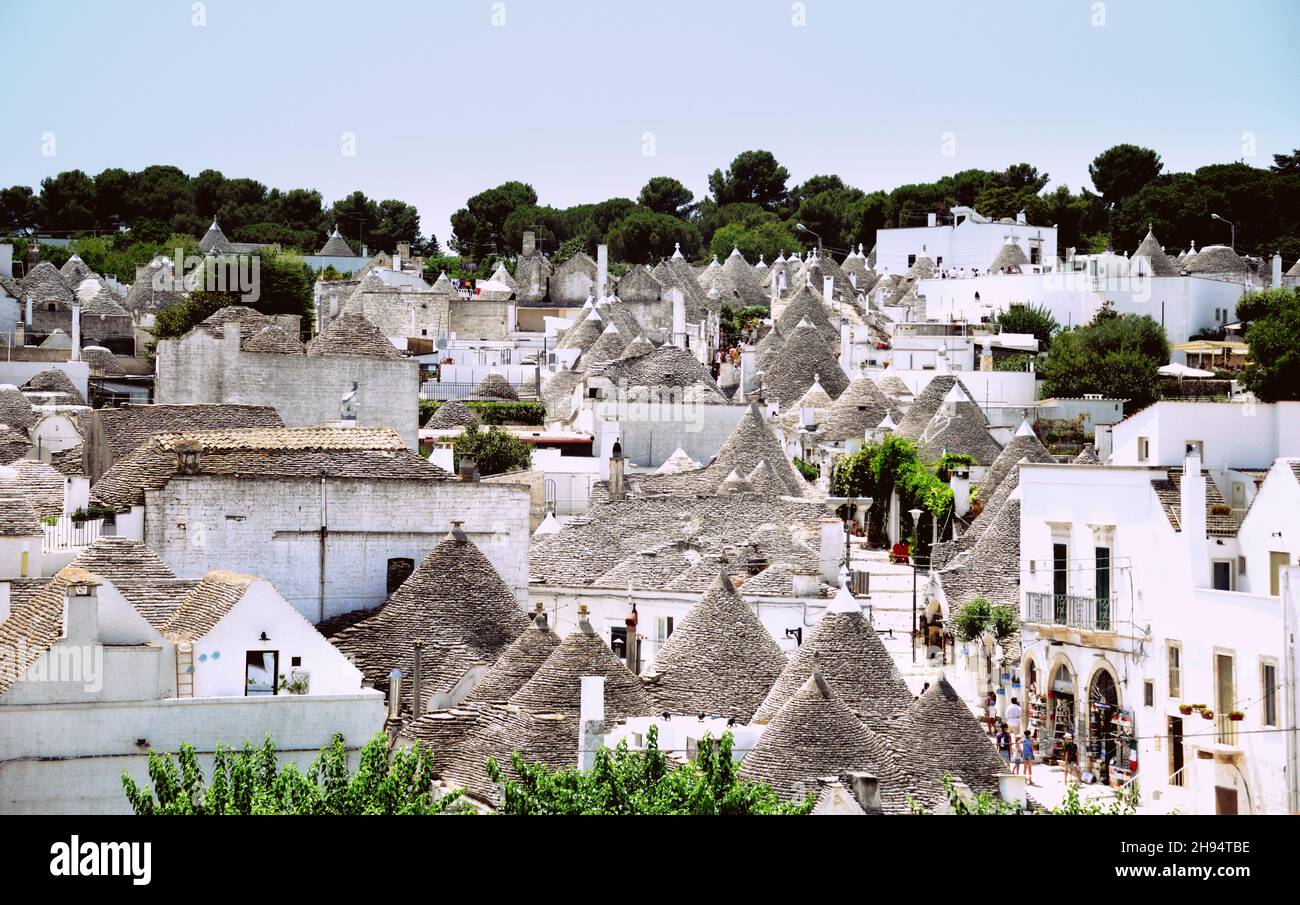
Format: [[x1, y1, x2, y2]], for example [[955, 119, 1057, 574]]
[[1024, 591, 1115, 632]]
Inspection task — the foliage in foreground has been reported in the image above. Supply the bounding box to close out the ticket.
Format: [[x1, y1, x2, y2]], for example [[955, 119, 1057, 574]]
[[486, 726, 812, 815], [909, 774, 1141, 815], [1239, 287, 1300, 402], [122, 733, 466, 815]]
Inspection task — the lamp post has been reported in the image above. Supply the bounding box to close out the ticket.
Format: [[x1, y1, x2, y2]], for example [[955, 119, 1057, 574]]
[[908, 507, 923, 662], [827, 496, 872, 573], [1210, 213, 1236, 252], [795, 223, 822, 255]]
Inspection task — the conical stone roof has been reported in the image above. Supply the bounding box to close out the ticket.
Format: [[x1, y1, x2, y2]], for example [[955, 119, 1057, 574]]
[[902, 675, 1006, 796], [977, 421, 1052, 502], [813, 373, 896, 442], [646, 572, 787, 721], [754, 585, 913, 731], [1131, 227, 1178, 276], [759, 318, 849, 407], [507, 612, 653, 718], [741, 669, 912, 812], [426, 399, 480, 429], [462, 607, 561, 705], [915, 389, 1003, 465], [472, 372, 519, 401]]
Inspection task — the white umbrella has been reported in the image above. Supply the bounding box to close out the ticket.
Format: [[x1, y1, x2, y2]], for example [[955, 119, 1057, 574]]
[[1159, 362, 1215, 378]]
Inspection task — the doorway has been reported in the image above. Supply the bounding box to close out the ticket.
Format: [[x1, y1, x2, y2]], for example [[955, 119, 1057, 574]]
[[1215, 786, 1239, 815], [245, 650, 279, 696], [1168, 717, 1184, 786]]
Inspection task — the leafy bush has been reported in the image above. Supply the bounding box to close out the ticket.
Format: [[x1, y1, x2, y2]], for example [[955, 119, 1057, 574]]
[[452, 424, 534, 476], [792, 457, 819, 482], [419, 399, 545, 426], [909, 773, 1140, 815], [122, 733, 467, 815], [487, 726, 812, 815], [993, 302, 1059, 352]]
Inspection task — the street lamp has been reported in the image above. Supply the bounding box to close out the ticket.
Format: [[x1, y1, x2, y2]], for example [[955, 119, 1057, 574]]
[[1210, 213, 1236, 251], [908, 507, 923, 662], [795, 223, 821, 254], [827, 496, 872, 572]]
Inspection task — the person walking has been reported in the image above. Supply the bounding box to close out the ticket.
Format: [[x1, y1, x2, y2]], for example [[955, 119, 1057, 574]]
[[1019, 731, 1035, 784], [984, 691, 998, 735], [1005, 696, 1022, 732], [1061, 732, 1080, 783], [995, 722, 1012, 765]]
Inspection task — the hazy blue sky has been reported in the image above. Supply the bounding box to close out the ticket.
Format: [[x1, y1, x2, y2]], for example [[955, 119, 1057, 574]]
[[2, 0, 1297, 245]]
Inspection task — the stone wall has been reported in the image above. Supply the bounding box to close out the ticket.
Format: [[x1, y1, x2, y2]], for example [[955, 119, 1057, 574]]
[[448, 300, 510, 341], [155, 326, 420, 448], [142, 473, 531, 621]]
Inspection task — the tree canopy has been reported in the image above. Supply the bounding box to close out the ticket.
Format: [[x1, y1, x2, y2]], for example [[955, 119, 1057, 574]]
[[487, 726, 812, 815], [1039, 305, 1171, 412], [122, 733, 466, 815], [452, 424, 533, 476], [1239, 287, 1300, 402]]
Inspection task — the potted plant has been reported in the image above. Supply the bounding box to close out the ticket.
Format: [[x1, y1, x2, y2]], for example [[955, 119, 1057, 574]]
[[1191, 703, 1207, 712], [1227, 710, 1245, 722], [1201, 708, 1215, 720], [1178, 703, 1193, 715]]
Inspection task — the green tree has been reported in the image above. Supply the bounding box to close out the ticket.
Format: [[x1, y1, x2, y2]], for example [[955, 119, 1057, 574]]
[[0, 185, 38, 230], [710, 214, 802, 263], [37, 169, 97, 232], [487, 725, 812, 815], [450, 180, 538, 257], [708, 150, 790, 211], [637, 177, 694, 217], [1088, 144, 1163, 208], [1239, 287, 1300, 402], [606, 208, 700, 262], [993, 302, 1059, 352], [1040, 311, 1169, 412], [452, 424, 533, 476], [122, 732, 466, 815]]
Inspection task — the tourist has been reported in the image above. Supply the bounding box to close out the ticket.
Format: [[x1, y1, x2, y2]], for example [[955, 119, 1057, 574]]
[[984, 691, 998, 734], [996, 721, 1012, 764], [1062, 732, 1080, 783], [1019, 731, 1035, 784], [1005, 696, 1022, 731]]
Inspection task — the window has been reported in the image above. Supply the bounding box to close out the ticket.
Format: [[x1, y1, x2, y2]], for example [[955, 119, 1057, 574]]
[[1144, 680, 1154, 707], [291, 656, 302, 667], [1215, 653, 1236, 743], [1167, 642, 1181, 698], [1137, 437, 1149, 462], [1094, 546, 1111, 630], [907, 254, 917, 267], [656, 616, 674, 643], [1212, 560, 1233, 591], [1270, 552, 1290, 596], [1030, 246, 1042, 265], [387, 557, 415, 593], [1052, 542, 1068, 622], [245, 650, 279, 697], [1261, 660, 1278, 727], [1185, 440, 1203, 458]]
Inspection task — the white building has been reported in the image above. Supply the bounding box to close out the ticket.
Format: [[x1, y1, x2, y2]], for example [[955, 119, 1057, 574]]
[[1016, 401, 1300, 814], [0, 542, 384, 814], [874, 206, 1058, 278]]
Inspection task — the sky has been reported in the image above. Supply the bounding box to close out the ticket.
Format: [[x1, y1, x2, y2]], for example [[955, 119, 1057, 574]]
[[2, 0, 1298, 247]]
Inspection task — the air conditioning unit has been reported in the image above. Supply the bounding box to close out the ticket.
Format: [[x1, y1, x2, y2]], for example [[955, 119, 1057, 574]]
[[850, 569, 870, 596]]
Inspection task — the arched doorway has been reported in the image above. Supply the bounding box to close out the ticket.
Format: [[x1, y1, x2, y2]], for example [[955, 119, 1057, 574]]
[[1088, 666, 1121, 782], [1045, 659, 1076, 762]]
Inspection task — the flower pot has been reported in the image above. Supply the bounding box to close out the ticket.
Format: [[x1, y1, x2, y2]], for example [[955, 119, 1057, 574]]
[[1178, 705, 1193, 715], [1228, 712, 1244, 722], [1201, 710, 1215, 720]]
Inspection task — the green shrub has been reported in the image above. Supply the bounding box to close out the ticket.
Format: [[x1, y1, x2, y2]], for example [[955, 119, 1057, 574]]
[[419, 399, 545, 426]]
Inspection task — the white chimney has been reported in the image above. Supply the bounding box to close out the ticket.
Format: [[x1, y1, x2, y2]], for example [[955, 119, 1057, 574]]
[[387, 669, 403, 720], [668, 286, 686, 348], [596, 244, 609, 300], [949, 466, 970, 518], [25, 294, 33, 328], [822, 276, 834, 303], [70, 301, 81, 361], [62, 581, 99, 645], [608, 441, 625, 502], [927, 212, 937, 228], [578, 675, 605, 771], [1181, 450, 1210, 588], [839, 317, 851, 370], [819, 517, 844, 583], [740, 345, 757, 398], [1273, 252, 1283, 289]]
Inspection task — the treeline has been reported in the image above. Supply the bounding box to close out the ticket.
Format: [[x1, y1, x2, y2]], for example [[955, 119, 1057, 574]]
[[449, 144, 1300, 267], [0, 165, 434, 257]]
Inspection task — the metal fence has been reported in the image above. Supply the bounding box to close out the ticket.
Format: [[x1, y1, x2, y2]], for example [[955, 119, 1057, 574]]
[[419, 379, 539, 402], [1024, 590, 1115, 631], [43, 515, 103, 553]]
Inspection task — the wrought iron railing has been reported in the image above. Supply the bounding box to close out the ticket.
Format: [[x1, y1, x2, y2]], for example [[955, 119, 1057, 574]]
[[1024, 590, 1116, 631]]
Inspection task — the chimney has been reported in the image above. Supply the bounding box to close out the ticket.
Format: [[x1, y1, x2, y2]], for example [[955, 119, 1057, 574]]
[[846, 771, 882, 813], [62, 578, 100, 644], [1273, 252, 1283, 289], [173, 439, 203, 475], [387, 669, 402, 720], [998, 772, 1028, 808], [361, 245, 368, 259], [412, 640, 424, 720], [668, 286, 686, 348], [822, 276, 834, 304], [397, 241, 411, 261], [530, 601, 547, 627], [839, 317, 851, 370], [624, 601, 639, 674], [739, 345, 757, 397], [458, 458, 479, 482], [608, 441, 625, 502], [25, 294, 33, 329], [26, 242, 39, 271], [596, 244, 609, 300], [819, 517, 844, 584], [949, 465, 970, 518], [522, 230, 536, 257], [1181, 449, 1210, 588], [70, 300, 81, 361], [578, 675, 605, 771], [791, 569, 820, 599]]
